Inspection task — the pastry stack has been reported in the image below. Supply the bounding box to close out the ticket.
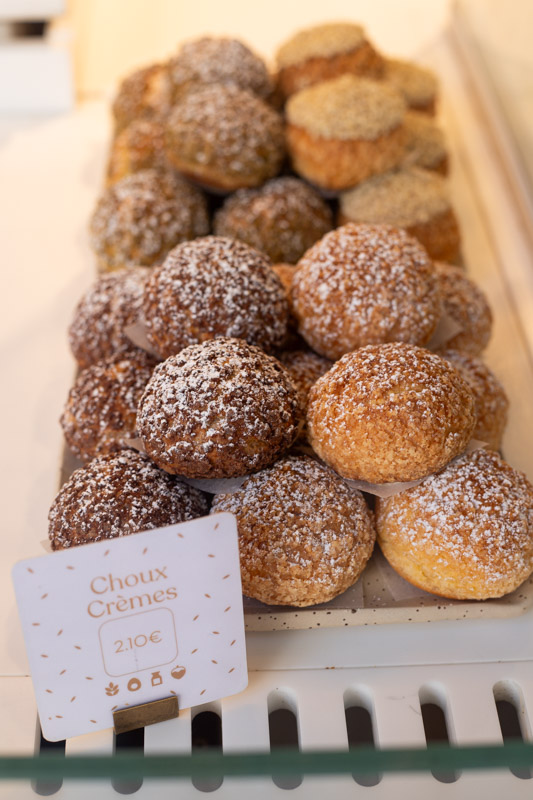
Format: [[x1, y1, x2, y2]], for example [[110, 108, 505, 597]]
[[48, 22, 533, 609]]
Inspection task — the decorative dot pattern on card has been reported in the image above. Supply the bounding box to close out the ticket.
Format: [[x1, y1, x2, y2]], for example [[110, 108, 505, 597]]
[[12, 513, 248, 741]]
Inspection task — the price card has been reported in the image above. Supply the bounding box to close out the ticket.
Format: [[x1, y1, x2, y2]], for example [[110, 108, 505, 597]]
[[12, 512, 248, 741]]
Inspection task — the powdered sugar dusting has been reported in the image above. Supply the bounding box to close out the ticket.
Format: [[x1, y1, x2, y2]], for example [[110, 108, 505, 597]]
[[137, 338, 303, 478], [143, 236, 289, 358], [213, 177, 333, 264], [69, 269, 149, 369], [48, 450, 208, 550], [292, 223, 442, 360], [377, 449, 533, 598], [211, 454, 376, 606], [90, 168, 209, 269]]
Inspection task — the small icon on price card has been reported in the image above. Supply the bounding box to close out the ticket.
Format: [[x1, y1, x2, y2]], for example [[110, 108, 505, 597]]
[[99, 608, 177, 676]]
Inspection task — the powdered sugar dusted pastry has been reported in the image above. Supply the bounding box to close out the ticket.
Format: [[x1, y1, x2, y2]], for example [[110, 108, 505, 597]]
[[164, 84, 285, 192], [276, 23, 384, 99], [137, 338, 303, 478], [339, 167, 460, 262], [48, 449, 208, 550], [384, 57, 438, 115], [69, 269, 149, 369], [434, 262, 492, 355], [61, 353, 156, 463], [106, 119, 168, 184], [376, 449, 533, 599], [439, 349, 509, 450], [90, 169, 209, 270], [285, 75, 407, 191], [213, 177, 333, 264], [112, 62, 173, 134], [307, 342, 476, 484], [292, 224, 441, 360], [212, 454, 376, 606], [168, 36, 272, 103], [143, 236, 289, 359]]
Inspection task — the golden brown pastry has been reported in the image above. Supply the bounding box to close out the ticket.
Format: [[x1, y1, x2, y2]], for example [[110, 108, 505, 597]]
[[137, 338, 303, 478], [434, 262, 492, 355], [142, 236, 289, 359], [90, 169, 209, 270], [291, 224, 442, 360], [376, 449, 533, 599], [106, 119, 168, 184], [384, 57, 438, 114], [402, 111, 448, 174], [168, 36, 272, 103], [438, 349, 509, 450], [68, 269, 149, 369], [285, 74, 407, 191], [307, 342, 476, 484], [164, 84, 285, 192], [213, 177, 333, 264], [275, 22, 384, 99], [112, 62, 173, 134], [338, 166, 461, 262], [61, 353, 156, 463], [48, 450, 209, 550], [212, 454, 376, 606]]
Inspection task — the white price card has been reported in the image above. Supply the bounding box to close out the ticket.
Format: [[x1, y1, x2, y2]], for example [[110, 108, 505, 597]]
[[12, 512, 248, 741]]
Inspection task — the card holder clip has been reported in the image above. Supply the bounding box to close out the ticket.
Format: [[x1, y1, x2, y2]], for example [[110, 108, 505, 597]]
[[113, 695, 179, 734]]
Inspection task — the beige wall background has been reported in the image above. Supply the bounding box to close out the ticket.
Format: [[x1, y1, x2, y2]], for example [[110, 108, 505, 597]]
[[62, 0, 450, 97]]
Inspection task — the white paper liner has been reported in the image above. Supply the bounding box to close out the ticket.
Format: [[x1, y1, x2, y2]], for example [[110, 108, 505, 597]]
[[123, 437, 147, 454], [40, 539, 53, 554], [427, 311, 464, 351], [371, 548, 437, 603], [181, 475, 248, 494], [124, 318, 161, 359], [342, 439, 488, 499]]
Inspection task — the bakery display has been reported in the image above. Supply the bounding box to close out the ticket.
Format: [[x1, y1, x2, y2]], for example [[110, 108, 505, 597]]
[[383, 57, 438, 114], [376, 449, 533, 599], [285, 74, 407, 191], [50, 17, 530, 616], [69, 268, 150, 369], [438, 348, 509, 450], [213, 177, 333, 264], [90, 168, 209, 270], [168, 36, 272, 103], [48, 449, 209, 550], [307, 342, 476, 483], [212, 454, 376, 606], [275, 22, 384, 100], [60, 353, 156, 463], [164, 84, 285, 192], [338, 166, 461, 261], [137, 338, 303, 478], [291, 223, 442, 360], [142, 236, 289, 359], [434, 261, 492, 354]]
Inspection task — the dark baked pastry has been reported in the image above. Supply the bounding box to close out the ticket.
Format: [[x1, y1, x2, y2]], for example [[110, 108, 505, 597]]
[[434, 262, 492, 355], [69, 268, 149, 369], [168, 36, 272, 103], [212, 454, 376, 606], [112, 62, 173, 134], [90, 169, 209, 270], [48, 449, 208, 550], [213, 177, 333, 264], [137, 338, 303, 478], [107, 119, 169, 184], [61, 353, 156, 462], [143, 236, 289, 359]]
